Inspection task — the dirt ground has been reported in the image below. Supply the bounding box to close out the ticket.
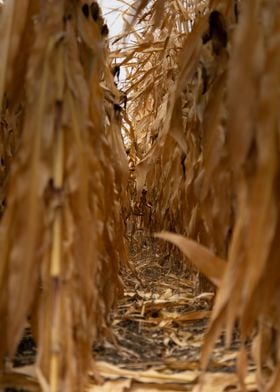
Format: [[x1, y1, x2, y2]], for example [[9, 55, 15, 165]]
[[4, 238, 257, 392]]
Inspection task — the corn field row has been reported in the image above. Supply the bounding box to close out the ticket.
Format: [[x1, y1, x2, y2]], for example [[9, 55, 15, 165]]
[[1, 0, 280, 391]]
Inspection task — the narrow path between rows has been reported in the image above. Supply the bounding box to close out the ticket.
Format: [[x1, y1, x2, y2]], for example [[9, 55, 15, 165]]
[[90, 237, 255, 392], [11, 236, 256, 391]]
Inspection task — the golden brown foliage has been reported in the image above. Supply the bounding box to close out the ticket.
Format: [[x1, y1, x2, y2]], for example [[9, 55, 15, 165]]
[[1, 0, 280, 391], [124, 0, 280, 390], [0, 1, 128, 391]]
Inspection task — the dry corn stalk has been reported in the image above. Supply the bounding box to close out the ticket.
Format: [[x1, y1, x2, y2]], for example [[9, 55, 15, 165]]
[[125, 0, 280, 390], [0, 1, 128, 391]]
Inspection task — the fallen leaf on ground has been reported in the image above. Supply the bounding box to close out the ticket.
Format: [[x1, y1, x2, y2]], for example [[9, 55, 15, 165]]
[[95, 361, 198, 384], [87, 379, 132, 392]]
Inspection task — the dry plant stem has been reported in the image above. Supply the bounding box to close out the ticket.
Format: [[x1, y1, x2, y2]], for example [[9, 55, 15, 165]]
[[49, 40, 65, 392], [0, 0, 128, 389]]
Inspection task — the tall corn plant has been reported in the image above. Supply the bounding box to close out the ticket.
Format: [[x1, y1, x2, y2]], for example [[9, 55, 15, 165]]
[[0, 1, 128, 391], [126, 0, 280, 389]]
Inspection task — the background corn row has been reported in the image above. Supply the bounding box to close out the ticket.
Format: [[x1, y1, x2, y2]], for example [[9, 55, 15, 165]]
[[124, 0, 280, 390]]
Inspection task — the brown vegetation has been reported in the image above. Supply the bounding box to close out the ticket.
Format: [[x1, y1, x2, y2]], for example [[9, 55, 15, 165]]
[[0, 1, 128, 390], [1, 0, 280, 391]]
